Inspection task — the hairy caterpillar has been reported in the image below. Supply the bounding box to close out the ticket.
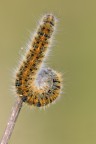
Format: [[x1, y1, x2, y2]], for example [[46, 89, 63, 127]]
[[15, 14, 62, 107]]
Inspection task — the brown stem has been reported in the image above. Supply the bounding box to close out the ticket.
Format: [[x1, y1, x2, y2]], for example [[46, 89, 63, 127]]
[[0, 98, 23, 144]]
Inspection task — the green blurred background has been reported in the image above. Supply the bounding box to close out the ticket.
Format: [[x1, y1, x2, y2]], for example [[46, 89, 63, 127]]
[[0, 0, 96, 144]]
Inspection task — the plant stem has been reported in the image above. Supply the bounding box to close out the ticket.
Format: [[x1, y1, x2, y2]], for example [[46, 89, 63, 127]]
[[0, 98, 23, 144]]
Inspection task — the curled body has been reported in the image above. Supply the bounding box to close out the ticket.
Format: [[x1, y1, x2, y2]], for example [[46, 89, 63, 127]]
[[15, 14, 62, 107]]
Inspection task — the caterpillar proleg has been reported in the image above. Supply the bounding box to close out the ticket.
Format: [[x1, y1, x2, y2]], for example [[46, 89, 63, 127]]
[[15, 14, 62, 107]]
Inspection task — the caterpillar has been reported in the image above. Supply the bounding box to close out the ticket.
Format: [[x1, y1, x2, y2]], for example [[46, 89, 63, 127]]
[[15, 14, 62, 107]]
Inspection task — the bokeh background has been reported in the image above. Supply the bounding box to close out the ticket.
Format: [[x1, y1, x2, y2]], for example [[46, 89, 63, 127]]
[[0, 0, 96, 144]]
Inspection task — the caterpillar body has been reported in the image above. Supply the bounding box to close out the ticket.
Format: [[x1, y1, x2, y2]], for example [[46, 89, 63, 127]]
[[15, 14, 62, 107]]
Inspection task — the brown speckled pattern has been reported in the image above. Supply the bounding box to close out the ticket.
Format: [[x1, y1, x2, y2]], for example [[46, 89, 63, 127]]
[[15, 14, 62, 107]]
